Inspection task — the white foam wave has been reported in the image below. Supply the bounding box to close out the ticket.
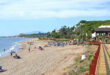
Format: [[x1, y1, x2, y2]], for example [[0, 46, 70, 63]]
[[0, 42, 20, 57]]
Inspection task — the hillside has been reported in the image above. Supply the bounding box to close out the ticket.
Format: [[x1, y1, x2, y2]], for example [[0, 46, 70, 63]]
[[75, 20, 110, 41], [19, 20, 110, 40]]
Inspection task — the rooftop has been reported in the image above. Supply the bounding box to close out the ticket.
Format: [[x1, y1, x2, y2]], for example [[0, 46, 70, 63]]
[[95, 28, 110, 32], [99, 25, 110, 28]]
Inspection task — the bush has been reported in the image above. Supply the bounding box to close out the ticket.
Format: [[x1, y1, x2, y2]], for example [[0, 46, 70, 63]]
[[79, 65, 89, 73], [87, 54, 93, 60]]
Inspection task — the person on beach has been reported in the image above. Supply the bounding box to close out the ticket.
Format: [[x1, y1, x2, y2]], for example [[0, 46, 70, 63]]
[[39, 46, 43, 51], [13, 53, 21, 59], [10, 52, 12, 56], [10, 50, 15, 56], [3, 49, 6, 52], [28, 47, 30, 52]]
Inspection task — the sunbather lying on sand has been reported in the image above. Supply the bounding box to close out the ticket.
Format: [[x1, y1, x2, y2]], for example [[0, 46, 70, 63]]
[[39, 46, 43, 51], [13, 53, 21, 59]]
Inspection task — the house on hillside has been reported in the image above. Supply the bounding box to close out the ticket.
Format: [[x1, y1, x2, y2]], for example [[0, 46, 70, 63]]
[[92, 25, 110, 40]]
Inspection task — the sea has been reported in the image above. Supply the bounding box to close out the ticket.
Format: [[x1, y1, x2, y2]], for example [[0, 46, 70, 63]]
[[0, 37, 28, 57]]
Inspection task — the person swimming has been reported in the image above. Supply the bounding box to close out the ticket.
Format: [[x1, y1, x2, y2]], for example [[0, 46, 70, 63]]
[[3, 49, 6, 52]]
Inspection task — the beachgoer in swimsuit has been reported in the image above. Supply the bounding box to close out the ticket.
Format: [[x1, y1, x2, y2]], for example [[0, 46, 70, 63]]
[[28, 47, 30, 52]]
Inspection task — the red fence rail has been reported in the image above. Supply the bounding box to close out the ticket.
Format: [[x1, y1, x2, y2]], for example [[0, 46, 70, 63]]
[[88, 40, 101, 45], [85, 41, 101, 75]]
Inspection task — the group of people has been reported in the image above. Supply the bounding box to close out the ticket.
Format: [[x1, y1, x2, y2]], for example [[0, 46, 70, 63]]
[[10, 51, 21, 59], [28, 46, 44, 52], [47, 41, 69, 47], [0, 51, 20, 73]]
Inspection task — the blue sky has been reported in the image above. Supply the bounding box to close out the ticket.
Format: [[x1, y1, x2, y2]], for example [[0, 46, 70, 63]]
[[0, 0, 110, 36]]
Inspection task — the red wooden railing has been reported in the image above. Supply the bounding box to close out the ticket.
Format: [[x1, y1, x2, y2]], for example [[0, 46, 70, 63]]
[[85, 41, 101, 75], [88, 40, 101, 45]]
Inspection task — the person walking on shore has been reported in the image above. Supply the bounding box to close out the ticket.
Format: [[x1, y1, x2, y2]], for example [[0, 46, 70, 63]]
[[10, 50, 15, 56]]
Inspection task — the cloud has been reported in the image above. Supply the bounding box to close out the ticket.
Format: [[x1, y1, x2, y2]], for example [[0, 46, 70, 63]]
[[0, 0, 110, 19]]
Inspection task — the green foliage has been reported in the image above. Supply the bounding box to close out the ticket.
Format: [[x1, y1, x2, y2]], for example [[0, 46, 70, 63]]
[[87, 54, 93, 60], [80, 20, 87, 23], [20, 20, 110, 39], [68, 70, 75, 75], [79, 66, 89, 72], [75, 20, 110, 41], [45, 26, 75, 39], [51, 30, 60, 38]]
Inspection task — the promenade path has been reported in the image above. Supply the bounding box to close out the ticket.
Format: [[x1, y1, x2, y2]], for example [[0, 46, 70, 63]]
[[96, 44, 110, 75]]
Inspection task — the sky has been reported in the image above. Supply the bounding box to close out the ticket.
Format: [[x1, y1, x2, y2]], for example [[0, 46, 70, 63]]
[[0, 0, 110, 36]]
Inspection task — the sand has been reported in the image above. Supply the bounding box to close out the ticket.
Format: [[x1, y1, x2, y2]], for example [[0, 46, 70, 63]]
[[0, 38, 85, 75]]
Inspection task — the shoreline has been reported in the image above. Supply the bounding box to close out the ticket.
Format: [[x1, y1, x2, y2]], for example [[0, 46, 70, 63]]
[[0, 42, 20, 58], [0, 38, 85, 75], [0, 37, 32, 58]]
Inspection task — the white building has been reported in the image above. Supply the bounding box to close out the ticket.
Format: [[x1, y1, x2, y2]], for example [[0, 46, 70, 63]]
[[92, 25, 110, 38]]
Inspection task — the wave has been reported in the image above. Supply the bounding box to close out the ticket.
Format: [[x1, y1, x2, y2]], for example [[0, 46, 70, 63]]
[[0, 42, 20, 57]]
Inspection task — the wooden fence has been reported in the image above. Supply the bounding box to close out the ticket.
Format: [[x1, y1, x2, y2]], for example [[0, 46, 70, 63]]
[[85, 41, 101, 75]]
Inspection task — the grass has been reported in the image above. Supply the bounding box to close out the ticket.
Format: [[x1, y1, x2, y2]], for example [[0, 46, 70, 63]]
[[107, 40, 110, 43], [74, 56, 80, 65], [64, 66, 71, 70], [65, 45, 95, 75], [68, 70, 76, 75]]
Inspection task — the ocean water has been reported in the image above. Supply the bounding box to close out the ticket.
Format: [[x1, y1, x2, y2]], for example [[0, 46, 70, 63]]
[[0, 37, 28, 57]]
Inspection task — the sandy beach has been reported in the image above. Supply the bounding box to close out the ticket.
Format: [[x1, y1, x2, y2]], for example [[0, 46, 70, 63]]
[[0, 38, 85, 75]]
